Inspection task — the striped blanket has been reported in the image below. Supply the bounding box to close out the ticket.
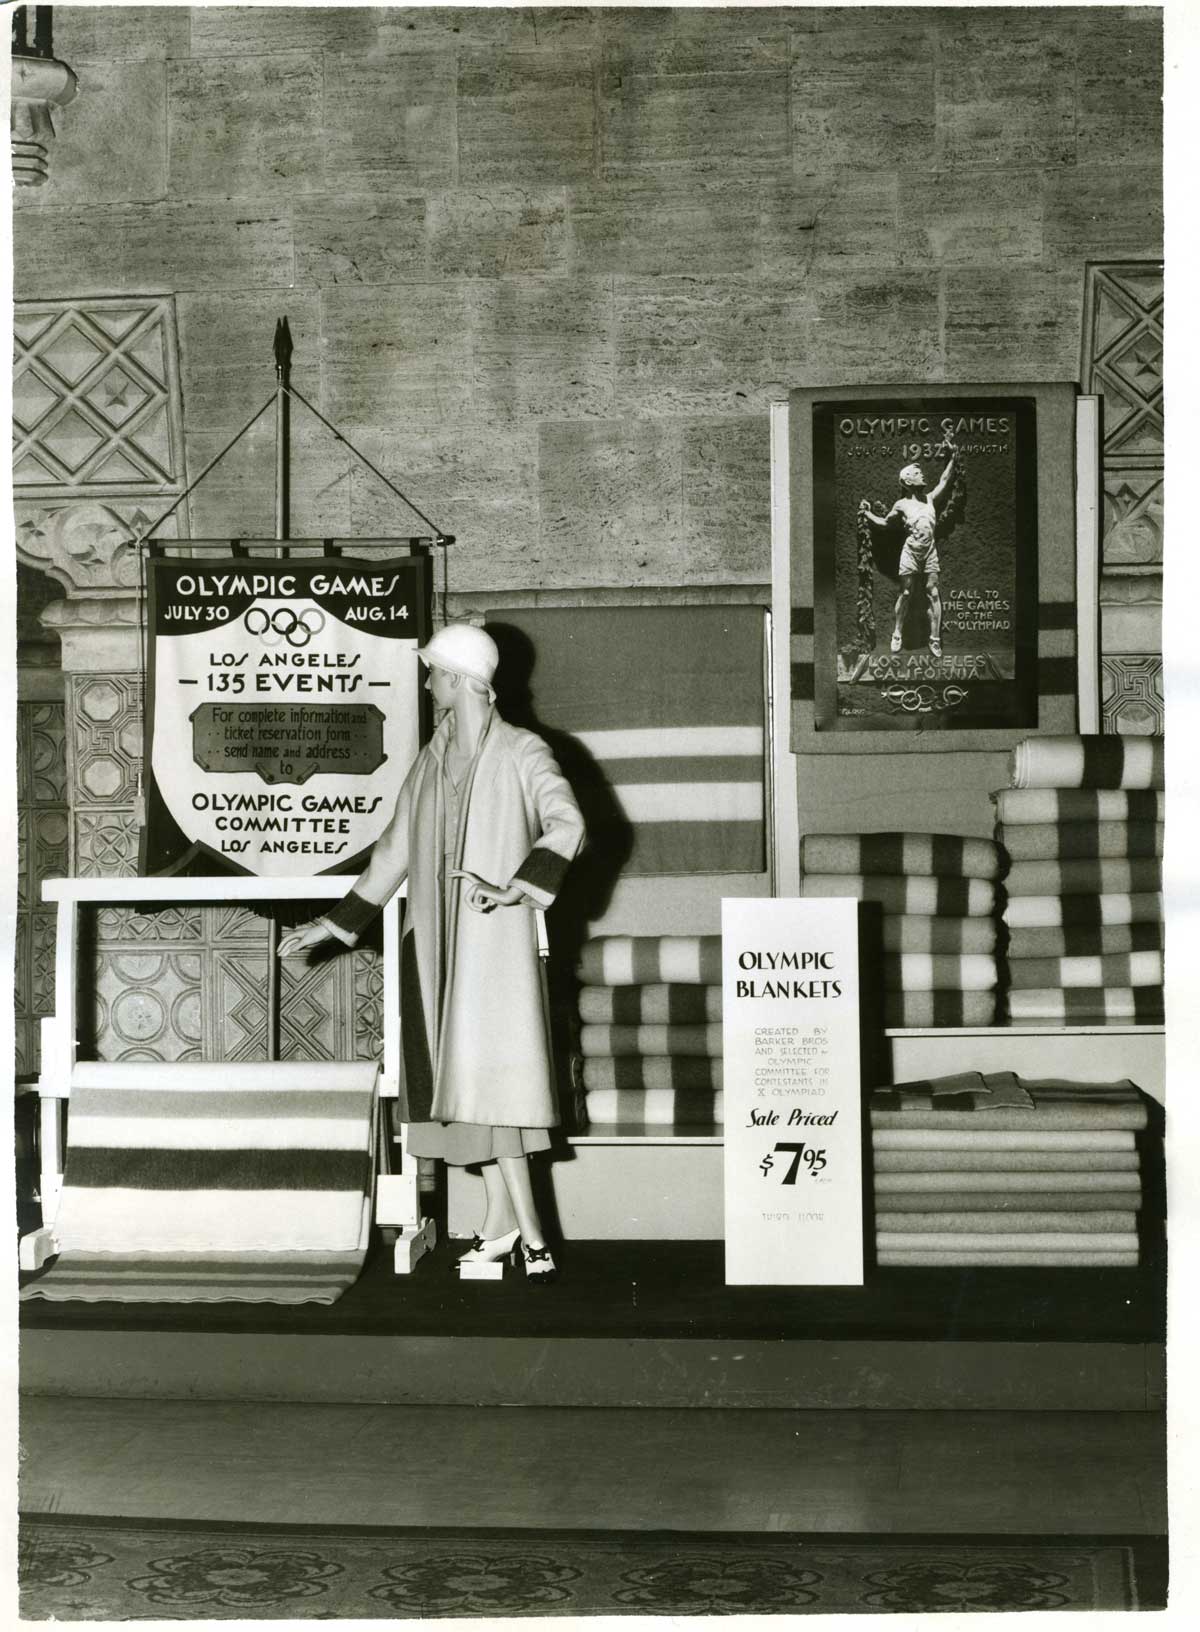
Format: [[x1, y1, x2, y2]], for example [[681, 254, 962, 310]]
[[1002, 891, 1162, 930], [578, 984, 721, 1024], [1002, 856, 1161, 897], [1000, 821, 1163, 862], [1007, 950, 1164, 991], [485, 606, 765, 875], [881, 953, 997, 992], [1010, 734, 1164, 790], [579, 936, 722, 987], [876, 1211, 1138, 1232], [799, 874, 996, 917], [579, 1057, 723, 1093], [582, 1088, 723, 1129], [21, 1061, 378, 1305], [992, 788, 1165, 826], [877, 914, 998, 953], [798, 832, 1002, 881], [579, 1023, 722, 1059], [884, 992, 996, 1027], [1006, 987, 1164, 1024], [1005, 920, 1164, 959]]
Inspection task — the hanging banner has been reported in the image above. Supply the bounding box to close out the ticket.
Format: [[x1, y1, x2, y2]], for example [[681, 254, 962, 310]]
[[143, 550, 431, 876], [722, 897, 863, 1286]]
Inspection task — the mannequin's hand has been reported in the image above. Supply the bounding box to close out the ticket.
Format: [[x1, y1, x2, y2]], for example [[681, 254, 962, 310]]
[[277, 921, 336, 958], [451, 871, 526, 913]]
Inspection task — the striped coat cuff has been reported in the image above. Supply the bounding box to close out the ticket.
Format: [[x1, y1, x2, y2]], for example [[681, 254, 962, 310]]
[[321, 889, 380, 945], [511, 845, 571, 908]]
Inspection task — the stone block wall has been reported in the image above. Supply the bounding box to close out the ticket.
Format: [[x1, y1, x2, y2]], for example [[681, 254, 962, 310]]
[[14, 4, 1163, 592]]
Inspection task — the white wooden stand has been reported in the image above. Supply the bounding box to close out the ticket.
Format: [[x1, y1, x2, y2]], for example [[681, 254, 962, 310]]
[[19, 875, 434, 1275]]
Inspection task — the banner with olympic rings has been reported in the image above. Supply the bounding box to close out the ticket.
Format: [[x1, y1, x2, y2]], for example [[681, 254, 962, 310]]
[[143, 551, 431, 876]]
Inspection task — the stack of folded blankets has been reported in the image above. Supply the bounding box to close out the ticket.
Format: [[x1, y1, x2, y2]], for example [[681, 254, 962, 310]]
[[995, 735, 1164, 1024], [798, 833, 1001, 1026], [574, 936, 723, 1132], [870, 1071, 1148, 1267]]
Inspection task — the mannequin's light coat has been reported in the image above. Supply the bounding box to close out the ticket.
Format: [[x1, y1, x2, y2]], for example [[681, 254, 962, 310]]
[[353, 710, 584, 1126]]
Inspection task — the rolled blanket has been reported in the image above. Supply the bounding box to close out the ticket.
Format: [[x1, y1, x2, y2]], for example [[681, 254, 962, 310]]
[[1005, 920, 1164, 959], [1006, 986, 1164, 1024], [874, 1170, 1143, 1193], [1002, 856, 1161, 897], [883, 991, 996, 1027], [992, 787, 1165, 826], [1000, 819, 1163, 862], [579, 936, 721, 987], [800, 874, 996, 917], [874, 1148, 1139, 1172], [880, 914, 998, 954], [583, 1088, 723, 1128], [799, 832, 1002, 881], [873, 1129, 1136, 1151], [1002, 891, 1162, 930], [878, 1190, 1141, 1212], [1006, 950, 1163, 991], [876, 1232, 1140, 1252], [881, 953, 997, 992], [1010, 734, 1164, 791], [578, 984, 721, 1024], [578, 1022, 722, 1059], [878, 1250, 1139, 1266], [875, 1211, 1139, 1232], [579, 1056, 723, 1093]]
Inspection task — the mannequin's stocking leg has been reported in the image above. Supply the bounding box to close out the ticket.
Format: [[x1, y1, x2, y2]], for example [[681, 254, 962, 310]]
[[481, 1160, 518, 1239], [497, 1153, 547, 1250]]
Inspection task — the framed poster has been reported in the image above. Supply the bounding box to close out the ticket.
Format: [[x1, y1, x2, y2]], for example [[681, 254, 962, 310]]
[[142, 548, 431, 876], [789, 381, 1079, 754]]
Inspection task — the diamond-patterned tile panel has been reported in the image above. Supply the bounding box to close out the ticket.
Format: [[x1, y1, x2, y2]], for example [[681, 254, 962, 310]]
[[41, 408, 106, 475], [39, 323, 106, 386], [12, 370, 58, 433], [16, 700, 68, 1076], [86, 366, 151, 427]]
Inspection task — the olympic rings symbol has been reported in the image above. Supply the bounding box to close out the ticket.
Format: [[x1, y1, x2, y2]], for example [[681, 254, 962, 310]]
[[881, 683, 969, 715], [243, 606, 326, 648]]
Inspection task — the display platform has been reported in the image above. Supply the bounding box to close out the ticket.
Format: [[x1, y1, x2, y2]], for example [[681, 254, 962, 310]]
[[21, 1237, 1164, 1413]]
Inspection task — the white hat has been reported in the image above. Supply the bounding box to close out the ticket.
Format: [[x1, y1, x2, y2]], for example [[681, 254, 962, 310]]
[[418, 622, 499, 702], [899, 463, 926, 488]]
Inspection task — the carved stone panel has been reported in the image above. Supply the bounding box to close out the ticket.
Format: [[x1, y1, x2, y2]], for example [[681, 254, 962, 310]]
[[14, 700, 68, 1076], [1101, 655, 1165, 736]]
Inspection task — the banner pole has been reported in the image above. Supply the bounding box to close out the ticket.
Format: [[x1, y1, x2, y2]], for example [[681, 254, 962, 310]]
[[266, 316, 293, 1062]]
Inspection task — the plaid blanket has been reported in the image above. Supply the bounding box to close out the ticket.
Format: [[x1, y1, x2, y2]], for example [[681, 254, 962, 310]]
[[1002, 891, 1162, 930], [1000, 820, 1163, 862], [1006, 950, 1163, 991], [578, 984, 721, 1024], [1002, 856, 1162, 897], [799, 832, 1002, 880], [992, 788, 1165, 826], [1010, 734, 1164, 790], [799, 874, 996, 917], [579, 936, 722, 987], [1005, 920, 1164, 959], [1006, 986, 1164, 1024], [578, 1022, 722, 1059]]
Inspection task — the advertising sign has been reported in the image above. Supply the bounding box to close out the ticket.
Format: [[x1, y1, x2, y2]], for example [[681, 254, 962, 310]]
[[722, 897, 863, 1286], [143, 552, 430, 875]]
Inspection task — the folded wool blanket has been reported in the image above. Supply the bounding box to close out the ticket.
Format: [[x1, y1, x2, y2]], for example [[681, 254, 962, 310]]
[[1006, 986, 1164, 1024], [1002, 856, 1161, 897], [872, 1071, 1020, 1110], [880, 953, 997, 992], [999, 820, 1163, 863], [578, 984, 722, 1025], [879, 914, 998, 954], [800, 874, 996, 917], [883, 991, 996, 1027], [871, 1103, 1148, 1133], [578, 1022, 722, 1059], [1005, 920, 1164, 959], [873, 1128, 1136, 1151], [992, 788, 1165, 826], [579, 1056, 723, 1093], [799, 832, 1002, 881], [875, 1210, 1139, 1233], [579, 936, 721, 987], [1010, 734, 1164, 791], [873, 1148, 1140, 1172], [878, 1190, 1141, 1212], [1002, 891, 1162, 930], [876, 1232, 1140, 1253], [874, 1170, 1144, 1193], [1006, 950, 1164, 991], [877, 1250, 1139, 1266], [582, 1088, 723, 1127]]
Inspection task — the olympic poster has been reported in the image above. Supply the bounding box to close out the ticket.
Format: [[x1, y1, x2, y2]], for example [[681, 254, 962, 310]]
[[142, 551, 431, 876]]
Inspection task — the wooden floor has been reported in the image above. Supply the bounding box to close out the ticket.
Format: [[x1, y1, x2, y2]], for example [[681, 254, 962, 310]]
[[19, 1398, 1165, 1537]]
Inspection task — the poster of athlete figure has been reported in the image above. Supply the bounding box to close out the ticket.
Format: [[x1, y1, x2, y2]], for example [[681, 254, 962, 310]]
[[811, 396, 1040, 735]]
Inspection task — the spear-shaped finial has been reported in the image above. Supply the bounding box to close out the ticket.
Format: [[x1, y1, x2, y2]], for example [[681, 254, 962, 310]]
[[273, 316, 293, 381]]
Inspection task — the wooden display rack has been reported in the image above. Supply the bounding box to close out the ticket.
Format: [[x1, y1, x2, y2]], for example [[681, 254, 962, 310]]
[[19, 876, 437, 1277]]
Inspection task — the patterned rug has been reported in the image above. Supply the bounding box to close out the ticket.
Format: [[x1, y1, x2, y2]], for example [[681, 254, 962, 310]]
[[19, 1514, 1159, 1617]]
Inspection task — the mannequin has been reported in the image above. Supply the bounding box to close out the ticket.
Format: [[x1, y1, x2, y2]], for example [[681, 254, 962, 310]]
[[279, 624, 584, 1282]]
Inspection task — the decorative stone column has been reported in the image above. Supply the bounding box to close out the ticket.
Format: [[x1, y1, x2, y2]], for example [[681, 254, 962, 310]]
[[10, 50, 77, 188]]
